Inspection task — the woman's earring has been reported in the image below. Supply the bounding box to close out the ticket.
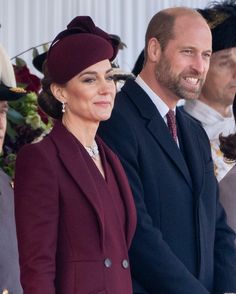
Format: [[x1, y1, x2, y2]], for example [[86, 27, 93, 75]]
[[62, 102, 66, 113]]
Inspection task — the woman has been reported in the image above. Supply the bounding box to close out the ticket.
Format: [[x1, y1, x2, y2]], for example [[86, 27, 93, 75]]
[[219, 95, 236, 238], [14, 16, 136, 294]]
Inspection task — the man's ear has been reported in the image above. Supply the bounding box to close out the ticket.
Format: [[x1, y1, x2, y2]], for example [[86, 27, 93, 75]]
[[50, 83, 67, 104], [147, 37, 161, 62]]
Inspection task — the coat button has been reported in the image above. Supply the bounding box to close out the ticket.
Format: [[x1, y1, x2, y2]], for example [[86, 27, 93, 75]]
[[104, 258, 112, 268], [2, 289, 9, 294], [122, 259, 129, 269]]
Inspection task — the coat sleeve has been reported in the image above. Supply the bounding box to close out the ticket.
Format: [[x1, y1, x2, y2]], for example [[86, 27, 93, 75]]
[[214, 184, 236, 294], [197, 123, 236, 294], [14, 142, 59, 294], [98, 108, 210, 294]]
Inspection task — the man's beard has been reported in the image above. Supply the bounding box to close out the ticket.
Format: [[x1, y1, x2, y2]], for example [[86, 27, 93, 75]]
[[155, 54, 204, 100]]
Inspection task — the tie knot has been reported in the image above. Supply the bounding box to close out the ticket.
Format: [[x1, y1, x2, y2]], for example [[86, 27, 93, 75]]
[[167, 109, 175, 121], [166, 110, 177, 142]]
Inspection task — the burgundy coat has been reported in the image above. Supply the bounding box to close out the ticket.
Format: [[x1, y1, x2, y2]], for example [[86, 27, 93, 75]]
[[14, 121, 136, 294]]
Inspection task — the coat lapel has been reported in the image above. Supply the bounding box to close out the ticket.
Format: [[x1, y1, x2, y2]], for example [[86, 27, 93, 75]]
[[122, 79, 192, 188], [49, 121, 105, 247], [176, 109, 204, 196], [98, 137, 136, 248]]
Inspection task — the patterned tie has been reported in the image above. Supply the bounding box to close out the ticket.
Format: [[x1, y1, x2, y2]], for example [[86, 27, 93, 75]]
[[166, 109, 178, 142]]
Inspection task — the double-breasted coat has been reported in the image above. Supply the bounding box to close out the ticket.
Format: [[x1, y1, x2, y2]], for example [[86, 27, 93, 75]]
[[14, 121, 136, 294]]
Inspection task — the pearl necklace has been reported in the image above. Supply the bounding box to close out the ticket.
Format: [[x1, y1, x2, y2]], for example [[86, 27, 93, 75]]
[[85, 141, 99, 159]]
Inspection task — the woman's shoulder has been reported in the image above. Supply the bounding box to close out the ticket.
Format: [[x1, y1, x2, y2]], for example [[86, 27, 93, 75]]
[[17, 131, 55, 161]]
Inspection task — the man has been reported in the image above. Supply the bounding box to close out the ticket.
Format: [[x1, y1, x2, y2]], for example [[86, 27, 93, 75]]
[[98, 7, 236, 294], [0, 43, 25, 294], [184, 0, 236, 181]]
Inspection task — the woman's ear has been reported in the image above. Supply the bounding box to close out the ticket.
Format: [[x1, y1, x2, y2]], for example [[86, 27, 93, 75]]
[[50, 83, 66, 104], [147, 38, 161, 63]]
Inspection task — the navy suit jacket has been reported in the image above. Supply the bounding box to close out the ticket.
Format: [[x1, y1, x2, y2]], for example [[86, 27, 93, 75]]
[[98, 79, 236, 294]]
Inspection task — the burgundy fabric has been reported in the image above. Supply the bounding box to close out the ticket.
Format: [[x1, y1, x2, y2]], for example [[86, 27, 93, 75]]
[[47, 16, 119, 84], [67, 16, 119, 60], [166, 109, 178, 143], [47, 33, 114, 83], [14, 121, 136, 294]]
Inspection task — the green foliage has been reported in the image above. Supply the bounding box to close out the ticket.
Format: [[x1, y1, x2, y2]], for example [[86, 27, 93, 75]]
[[0, 91, 52, 178]]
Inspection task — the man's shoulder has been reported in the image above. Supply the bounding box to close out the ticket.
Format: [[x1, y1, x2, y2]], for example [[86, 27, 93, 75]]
[[116, 78, 137, 100], [178, 106, 211, 149], [16, 131, 55, 164], [178, 105, 202, 126]]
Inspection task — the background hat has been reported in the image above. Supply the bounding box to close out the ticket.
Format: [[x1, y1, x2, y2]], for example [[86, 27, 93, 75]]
[[198, 0, 236, 52], [47, 16, 119, 83], [132, 49, 144, 76], [0, 84, 26, 101], [0, 43, 26, 101], [0, 43, 17, 88], [32, 51, 47, 73]]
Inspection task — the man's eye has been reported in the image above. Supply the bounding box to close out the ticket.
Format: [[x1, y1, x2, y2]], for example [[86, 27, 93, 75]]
[[203, 53, 211, 59], [219, 61, 232, 67], [0, 110, 7, 114], [0, 111, 7, 117], [183, 50, 193, 55]]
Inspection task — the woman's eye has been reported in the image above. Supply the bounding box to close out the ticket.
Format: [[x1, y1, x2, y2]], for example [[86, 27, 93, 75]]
[[83, 78, 95, 83], [106, 75, 115, 81]]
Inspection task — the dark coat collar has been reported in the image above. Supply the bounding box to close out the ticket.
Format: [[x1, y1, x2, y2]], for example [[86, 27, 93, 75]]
[[121, 79, 204, 193]]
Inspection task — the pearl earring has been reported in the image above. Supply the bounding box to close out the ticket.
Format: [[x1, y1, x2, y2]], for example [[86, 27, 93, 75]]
[[62, 102, 66, 113]]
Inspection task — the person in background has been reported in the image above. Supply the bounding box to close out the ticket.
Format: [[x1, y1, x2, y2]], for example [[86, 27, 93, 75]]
[[14, 16, 136, 294], [219, 94, 236, 241], [184, 0, 236, 181], [132, 49, 144, 77], [0, 43, 25, 294], [98, 6, 236, 294]]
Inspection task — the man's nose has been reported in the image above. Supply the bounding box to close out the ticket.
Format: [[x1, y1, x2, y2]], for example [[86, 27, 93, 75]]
[[191, 55, 208, 74], [0, 116, 6, 129], [233, 63, 236, 78]]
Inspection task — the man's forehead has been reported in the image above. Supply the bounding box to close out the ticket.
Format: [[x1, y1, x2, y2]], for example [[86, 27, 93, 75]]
[[214, 47, 236, 59], [174, 13, 210, 31]]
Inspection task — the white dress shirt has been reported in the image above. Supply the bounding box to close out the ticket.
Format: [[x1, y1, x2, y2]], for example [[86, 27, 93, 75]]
[[135, 75, 179, 145]]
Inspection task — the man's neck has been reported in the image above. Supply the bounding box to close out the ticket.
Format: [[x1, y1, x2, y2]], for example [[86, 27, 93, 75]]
[[140, 71, 179, 109], [199, 96, 232, 118]]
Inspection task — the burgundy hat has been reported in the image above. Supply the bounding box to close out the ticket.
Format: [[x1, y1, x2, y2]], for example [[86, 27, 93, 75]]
[[47, 16, 119, 84]]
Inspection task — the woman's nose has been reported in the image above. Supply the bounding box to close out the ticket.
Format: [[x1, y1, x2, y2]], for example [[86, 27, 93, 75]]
[[98, 79, 115, 94]]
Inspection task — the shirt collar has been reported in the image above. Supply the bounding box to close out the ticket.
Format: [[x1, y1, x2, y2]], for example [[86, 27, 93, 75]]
[[135, 75, 175, 118]]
